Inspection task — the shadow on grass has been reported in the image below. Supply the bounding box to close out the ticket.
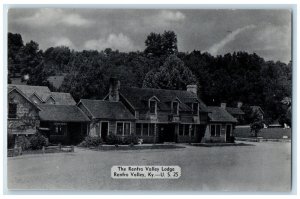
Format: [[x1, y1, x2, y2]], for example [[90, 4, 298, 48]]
[[190, 143, 255, 147]]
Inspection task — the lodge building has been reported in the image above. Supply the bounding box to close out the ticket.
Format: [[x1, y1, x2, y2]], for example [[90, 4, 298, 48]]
[[8, 78, 238, 145]]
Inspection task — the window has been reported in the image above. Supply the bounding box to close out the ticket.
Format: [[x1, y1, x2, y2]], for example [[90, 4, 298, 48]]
[[211, 125, 215, 137], [124, 123, 131, 135], [116, 122, 131, 136], [8, 103, 17, 118], [149, 100, 157, 114], [143, 123, 149, 136], [149, 124, 155, 136], [179, 124, 184, 136], [116, 123, 123, 135], [184, 124, 189, 136], [193, 103, 199, 115], [136, 123, 142, 136], [172, 101, 179, 115], [53, 123, 67, 135], [211, 124, 221, 137]]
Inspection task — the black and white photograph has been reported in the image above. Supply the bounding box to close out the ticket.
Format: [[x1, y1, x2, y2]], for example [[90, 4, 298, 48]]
[[4, 5, 293, 193]]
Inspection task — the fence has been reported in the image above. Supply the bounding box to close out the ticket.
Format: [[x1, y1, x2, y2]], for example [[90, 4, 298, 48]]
[[8, 144, 74, 157]]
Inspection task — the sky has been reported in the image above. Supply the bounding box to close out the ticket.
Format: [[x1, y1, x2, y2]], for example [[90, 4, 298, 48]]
[[8, 8, 292, 63]]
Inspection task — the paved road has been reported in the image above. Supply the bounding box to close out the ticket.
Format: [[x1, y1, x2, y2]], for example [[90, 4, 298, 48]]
[[7, 142, 291, 192]]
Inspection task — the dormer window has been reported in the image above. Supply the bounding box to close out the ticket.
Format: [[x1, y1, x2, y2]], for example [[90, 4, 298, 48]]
[[149, 100, 157, 114], [172, 101, 179, 115], [193, 103, 199, 115]]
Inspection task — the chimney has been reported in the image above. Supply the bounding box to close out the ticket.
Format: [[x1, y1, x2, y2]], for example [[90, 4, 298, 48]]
[[109, 77, 120, 102], [187, 85, 197, 95], [237, 101, 243, 108], [220, 103, 227, 109]]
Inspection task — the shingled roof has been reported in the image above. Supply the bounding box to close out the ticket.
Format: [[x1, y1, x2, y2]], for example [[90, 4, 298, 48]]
[[119, 87, 208, 112], [226, 107, 245, 115], [8, 84, 51, 102], [79, 99, 135, 120], [39, 105, 90, 122], [207, 106, 238, 123], [50, 92, 76, 105]]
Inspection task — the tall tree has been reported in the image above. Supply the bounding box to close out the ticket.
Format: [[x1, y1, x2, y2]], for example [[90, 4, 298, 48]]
[[143, 55, 197, 90], [144, 30, 178, 57]]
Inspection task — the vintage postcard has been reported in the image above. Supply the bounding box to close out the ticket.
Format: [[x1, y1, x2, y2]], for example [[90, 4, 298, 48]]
[[6, 7, 292, 193]]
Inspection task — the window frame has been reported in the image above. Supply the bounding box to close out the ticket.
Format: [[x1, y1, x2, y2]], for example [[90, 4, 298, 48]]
[[8, 102, 18, 119], [172, 101, 179, 115], [149, 100, 157, 114], [116, 122, 131, 136], [192, 103, 199, 115], [211, 124, 221, 137]]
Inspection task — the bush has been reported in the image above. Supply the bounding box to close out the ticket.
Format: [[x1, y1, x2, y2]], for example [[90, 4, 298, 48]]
[[15, 135, 31, 150], [106, 134, 122, 145], [78, 136, 102, 148], [7, 134, 16, 149], [29, 133, 48, 150], [123, 134, 139, 145]]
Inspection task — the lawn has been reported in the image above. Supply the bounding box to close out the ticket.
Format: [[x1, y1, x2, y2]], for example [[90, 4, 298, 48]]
[[234, 127, 291, 139], [7, 142, 291, 192]]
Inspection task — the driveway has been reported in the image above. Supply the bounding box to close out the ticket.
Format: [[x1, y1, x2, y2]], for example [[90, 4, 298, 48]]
[[7, 142, 291, 192]]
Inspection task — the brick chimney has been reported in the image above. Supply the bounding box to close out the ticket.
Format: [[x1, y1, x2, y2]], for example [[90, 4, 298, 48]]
[[187, 85, 197, 95], [237, 101, 243, 108], [220, 103, 227, 109], [109, 77, 120, 102]]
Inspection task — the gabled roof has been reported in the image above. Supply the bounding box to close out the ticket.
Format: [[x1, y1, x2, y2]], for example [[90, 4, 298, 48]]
[[207, 106, 237, 123], [47, 75, 65, 89], [226, 107, 245, 115], [79, 99, 135, 120], [8, 87, 41, 111], [39, 105, 90, 122], [8, 84, 51, 102], [119, 87, 208, 112], [250, 106, 264, 114], [50, 92, 76, 105]]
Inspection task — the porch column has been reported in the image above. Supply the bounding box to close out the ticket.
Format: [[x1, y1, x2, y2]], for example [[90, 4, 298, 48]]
[[154, 123, 157, 144]]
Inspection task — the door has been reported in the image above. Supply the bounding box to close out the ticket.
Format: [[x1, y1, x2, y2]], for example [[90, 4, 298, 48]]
[[101, 122, 109, 142], [160, 124, 176, 142], [226, 124, 231, 142]]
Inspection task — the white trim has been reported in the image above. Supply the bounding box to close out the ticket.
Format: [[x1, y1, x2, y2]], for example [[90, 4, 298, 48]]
[[115, 121, 131, 136], [77, 101, 95, 119], [30, 92, 44, 103], [100, 121, 109, 137], [171, 101, 179, 115], [148, 99, 157, 115], [45, 95, 56, 104]]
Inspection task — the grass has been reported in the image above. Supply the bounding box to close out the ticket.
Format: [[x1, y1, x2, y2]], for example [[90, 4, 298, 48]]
[[234, 127, 291, 139], [81, 144, 185, 151]]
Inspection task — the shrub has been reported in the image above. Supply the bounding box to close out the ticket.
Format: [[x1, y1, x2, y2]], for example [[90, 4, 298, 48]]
[[29, 133, 47, 150], [123, 134, 139, 145], [106, 134, 122, 145], [7, 134, 16, 149], [15, 135, 31, 150], [78, 136, 102, 148]]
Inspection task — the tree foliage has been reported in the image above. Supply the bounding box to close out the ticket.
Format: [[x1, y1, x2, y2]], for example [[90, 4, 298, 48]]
[[143, 55, 197, 90], [7, 31, 292, 124]]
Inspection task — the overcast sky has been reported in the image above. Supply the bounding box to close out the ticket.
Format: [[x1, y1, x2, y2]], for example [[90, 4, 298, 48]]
[[8, 8, 292, 63]]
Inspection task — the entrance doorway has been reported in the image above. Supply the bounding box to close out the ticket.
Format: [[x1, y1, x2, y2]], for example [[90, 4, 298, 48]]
[[101, 122, 109, 142], [226, 124, 231, 142], [159, 124, 176, 142]]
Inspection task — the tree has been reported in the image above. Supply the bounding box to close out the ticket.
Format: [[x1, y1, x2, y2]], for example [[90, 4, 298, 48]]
[[19, 41, 43, 80], [144, 30, 178, 57], [250, 110, 264, 137], [143, 55, 197, 90], [8, 33, 24, 77]]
